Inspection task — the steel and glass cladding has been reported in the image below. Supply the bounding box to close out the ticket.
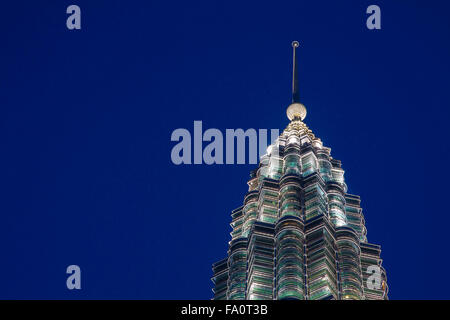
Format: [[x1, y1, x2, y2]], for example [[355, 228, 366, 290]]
[[212, 119, 388, 300]]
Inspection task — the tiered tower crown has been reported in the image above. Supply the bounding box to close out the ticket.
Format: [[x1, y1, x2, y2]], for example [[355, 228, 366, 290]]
[[211, 42, 388, 301]]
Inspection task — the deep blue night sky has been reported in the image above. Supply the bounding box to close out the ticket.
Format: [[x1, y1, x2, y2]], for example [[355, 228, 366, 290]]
[[1, 1, 450, 299]]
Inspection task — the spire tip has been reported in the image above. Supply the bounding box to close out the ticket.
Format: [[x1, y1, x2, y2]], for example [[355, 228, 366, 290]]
[[287, 40, 307, 121]]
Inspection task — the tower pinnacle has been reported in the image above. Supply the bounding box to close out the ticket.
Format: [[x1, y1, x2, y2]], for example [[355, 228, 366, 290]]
[[292, 41, 300, 103], [286, 41, 307, 121]]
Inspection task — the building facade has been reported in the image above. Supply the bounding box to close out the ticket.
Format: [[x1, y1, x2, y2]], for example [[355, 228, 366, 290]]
[[211, 42, 388, 300]]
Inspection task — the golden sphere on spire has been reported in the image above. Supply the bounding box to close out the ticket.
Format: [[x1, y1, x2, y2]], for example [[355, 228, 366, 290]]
[[287, 102, 307, 121]]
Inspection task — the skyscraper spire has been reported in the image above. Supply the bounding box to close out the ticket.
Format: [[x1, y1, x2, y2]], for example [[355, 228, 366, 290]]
[[292, 41, 300, 103], [286, 41, 307, 121]]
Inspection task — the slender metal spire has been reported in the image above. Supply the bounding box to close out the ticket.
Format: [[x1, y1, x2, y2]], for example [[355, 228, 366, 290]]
[[291, 41, 300, 103], [286, 41, 307, 121]]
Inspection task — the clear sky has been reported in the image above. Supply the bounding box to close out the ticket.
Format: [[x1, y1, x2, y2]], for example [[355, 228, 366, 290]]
[[1, 1, 449, 299]]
